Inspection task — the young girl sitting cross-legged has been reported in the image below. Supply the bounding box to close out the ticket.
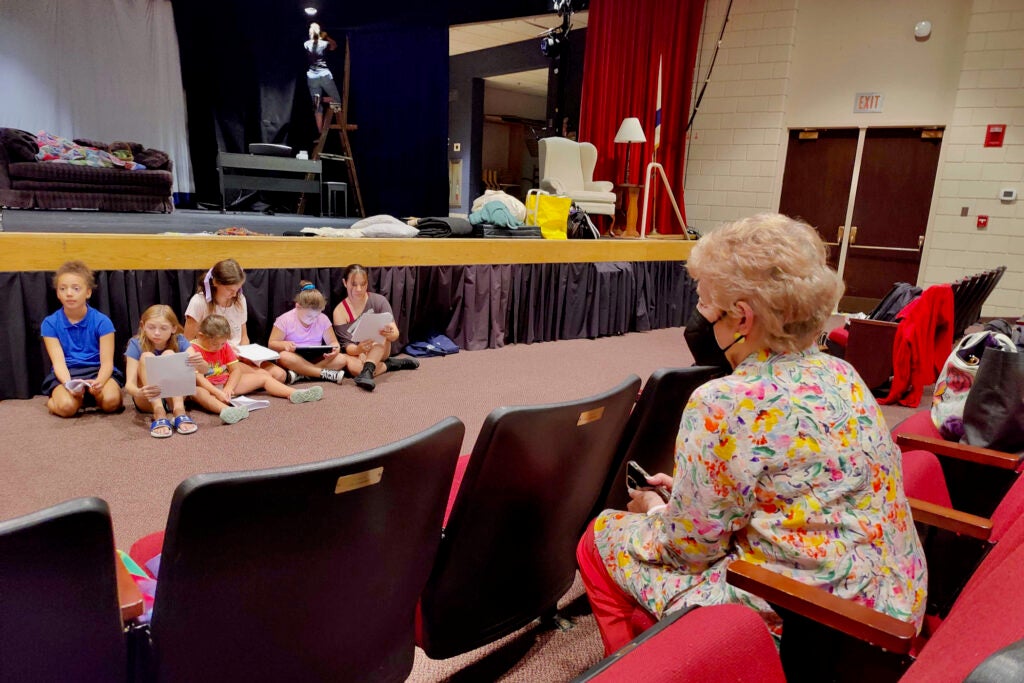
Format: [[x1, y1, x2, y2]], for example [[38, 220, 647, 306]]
[[268, 280, 351, 383], [124, 305, 202, 438], [183, 258, 289, 384], [331, 263, 419, 392], [190, 314, 323, 425], [41, 260, 124, 417]]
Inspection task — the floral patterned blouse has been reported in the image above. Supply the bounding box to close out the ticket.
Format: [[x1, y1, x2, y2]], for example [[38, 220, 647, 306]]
[[594, 348, 927, 634]]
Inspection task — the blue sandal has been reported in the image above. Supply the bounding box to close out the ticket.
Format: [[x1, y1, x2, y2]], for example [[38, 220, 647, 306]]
[[150, 417, 173, 438], [173, 414, 198, 435]]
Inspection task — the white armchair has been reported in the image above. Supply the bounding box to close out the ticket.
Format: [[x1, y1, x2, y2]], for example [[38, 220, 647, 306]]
[[538, 137, 617, 217]]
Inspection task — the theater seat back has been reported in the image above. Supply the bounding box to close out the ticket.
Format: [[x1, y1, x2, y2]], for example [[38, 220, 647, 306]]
[[149, 418, 464, 683], [0, 497, 126, 683], [418, 376, 641, 659], [598, 365, 720, 513]]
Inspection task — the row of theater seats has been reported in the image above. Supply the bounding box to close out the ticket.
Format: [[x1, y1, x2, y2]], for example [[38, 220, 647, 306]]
[[0, 366, 720, 683], [576, 405, 1024, 682], [828, 266, 1006, 397]]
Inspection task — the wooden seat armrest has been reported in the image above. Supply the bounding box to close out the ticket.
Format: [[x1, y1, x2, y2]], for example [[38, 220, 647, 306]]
[[907, 497, 993, 540], [725, 560, 916, 654], [896, 434, 1021, 470], [848, 319, 900, 331]]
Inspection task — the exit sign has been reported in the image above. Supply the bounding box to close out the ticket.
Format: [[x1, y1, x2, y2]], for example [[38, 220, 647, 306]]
[[854, 92, 884, 113]]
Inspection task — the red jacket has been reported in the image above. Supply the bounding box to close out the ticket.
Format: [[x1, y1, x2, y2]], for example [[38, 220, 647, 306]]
[[879, 283, 954, 408]]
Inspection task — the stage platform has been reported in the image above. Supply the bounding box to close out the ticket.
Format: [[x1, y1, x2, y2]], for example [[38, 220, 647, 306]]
[[0, 215, 697, 400], [0, 207, 357, 235]]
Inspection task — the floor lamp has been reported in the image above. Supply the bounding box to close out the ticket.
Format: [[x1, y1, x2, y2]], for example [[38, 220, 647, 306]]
[[614, 117, 646, 185], [614, 118, 646, 238], [638, 161, 687, 239]]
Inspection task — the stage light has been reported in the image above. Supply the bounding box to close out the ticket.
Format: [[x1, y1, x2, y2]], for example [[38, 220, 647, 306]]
[[304, 7, 318, 16], [540, 30, 564, 57]]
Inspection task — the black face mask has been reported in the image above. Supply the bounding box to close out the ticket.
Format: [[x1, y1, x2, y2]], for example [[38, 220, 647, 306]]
[[683, 307, 741, 373]]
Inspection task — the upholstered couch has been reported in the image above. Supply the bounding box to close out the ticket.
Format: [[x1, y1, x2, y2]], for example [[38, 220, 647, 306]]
[[0, 128, 174, 213]]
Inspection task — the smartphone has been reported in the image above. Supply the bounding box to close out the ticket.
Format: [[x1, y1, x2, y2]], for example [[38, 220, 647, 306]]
[[626, 460, 671, 503]]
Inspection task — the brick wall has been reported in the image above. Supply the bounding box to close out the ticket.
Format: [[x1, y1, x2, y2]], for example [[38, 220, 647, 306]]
[[921, 0, 1024, 317], [684, 0, 797, 231], [684, 0, 1020, 318]]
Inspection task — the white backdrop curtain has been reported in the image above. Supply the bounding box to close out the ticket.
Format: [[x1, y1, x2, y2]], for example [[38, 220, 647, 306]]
[[0, 0, 194, 193]]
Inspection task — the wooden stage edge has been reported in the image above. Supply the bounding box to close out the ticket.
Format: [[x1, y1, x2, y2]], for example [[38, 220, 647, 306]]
[[0, 233, 695, 271]]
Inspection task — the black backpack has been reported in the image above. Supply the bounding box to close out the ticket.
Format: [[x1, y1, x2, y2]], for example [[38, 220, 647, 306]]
[[567, 204, 599, 239]]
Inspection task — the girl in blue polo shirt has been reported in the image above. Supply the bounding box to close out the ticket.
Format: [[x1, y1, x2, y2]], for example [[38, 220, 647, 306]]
[[40, 261, 124, 417]]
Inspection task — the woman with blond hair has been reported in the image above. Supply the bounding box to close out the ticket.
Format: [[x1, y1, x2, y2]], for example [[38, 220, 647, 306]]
[[577, 213, 927, 655]]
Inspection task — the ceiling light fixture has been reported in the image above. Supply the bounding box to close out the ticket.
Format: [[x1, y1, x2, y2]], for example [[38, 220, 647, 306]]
[[540, 30, 564, 57], [304, 7, 318, 16]]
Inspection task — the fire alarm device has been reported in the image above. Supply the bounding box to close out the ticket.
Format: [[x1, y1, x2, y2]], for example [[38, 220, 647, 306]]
[[985, 125, 1006, 148], [977, 215, 989, 228]]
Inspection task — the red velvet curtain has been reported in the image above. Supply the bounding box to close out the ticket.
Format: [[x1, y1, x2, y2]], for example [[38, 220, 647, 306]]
[[579, 0, 704, 234]]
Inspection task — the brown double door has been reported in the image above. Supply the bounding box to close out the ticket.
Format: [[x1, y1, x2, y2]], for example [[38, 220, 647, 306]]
[[779, 127, 943, 311]]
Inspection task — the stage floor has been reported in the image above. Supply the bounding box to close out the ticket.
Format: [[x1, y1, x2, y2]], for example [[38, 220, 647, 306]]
[[0, 207, 357, 235]]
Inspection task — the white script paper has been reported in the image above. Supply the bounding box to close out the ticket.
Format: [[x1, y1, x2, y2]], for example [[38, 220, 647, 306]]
[[144, 352, 197, 398], [230, 395, 270, 411], [235, 344, 281, 363], [349, 312, 394, 344]]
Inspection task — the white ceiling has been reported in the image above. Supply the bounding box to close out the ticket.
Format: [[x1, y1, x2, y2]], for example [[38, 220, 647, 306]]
[[484, 68, 550, 98], [449, 11, 588, 99]]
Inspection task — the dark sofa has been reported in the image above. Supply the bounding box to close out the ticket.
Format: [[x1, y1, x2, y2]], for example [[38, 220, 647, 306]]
[[0, 128, 174, 213]]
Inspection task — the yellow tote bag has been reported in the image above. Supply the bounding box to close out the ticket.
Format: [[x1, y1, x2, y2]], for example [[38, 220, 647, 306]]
[[525, 192, 572, 240]]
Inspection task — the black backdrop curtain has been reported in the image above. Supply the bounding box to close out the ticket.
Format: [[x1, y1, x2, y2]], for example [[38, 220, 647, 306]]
[[170, 0, 448, 217], [0, 263, 694, 400]]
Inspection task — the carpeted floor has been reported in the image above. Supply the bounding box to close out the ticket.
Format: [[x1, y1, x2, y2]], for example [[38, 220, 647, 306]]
[[0, 326, 920, 681]]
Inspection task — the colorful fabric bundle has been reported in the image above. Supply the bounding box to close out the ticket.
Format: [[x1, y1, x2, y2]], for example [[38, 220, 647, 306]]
[[34, 131, 146, 170]]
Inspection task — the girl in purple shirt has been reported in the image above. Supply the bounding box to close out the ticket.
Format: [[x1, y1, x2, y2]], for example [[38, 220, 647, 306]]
[[268, 281, 350, 383]]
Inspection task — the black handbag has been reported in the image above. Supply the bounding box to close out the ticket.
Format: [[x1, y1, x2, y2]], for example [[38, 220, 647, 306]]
[[962, 346, 1024, 454]]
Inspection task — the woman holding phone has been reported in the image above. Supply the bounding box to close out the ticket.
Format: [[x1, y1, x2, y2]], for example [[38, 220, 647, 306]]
[[576, 213, 927, 656]]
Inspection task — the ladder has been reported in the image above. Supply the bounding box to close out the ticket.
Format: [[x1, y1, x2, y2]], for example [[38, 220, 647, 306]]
[[299, 37, 365, 217]]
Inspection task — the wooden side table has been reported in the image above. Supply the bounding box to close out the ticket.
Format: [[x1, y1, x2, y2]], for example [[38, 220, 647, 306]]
[[616, 183, 643, 238]]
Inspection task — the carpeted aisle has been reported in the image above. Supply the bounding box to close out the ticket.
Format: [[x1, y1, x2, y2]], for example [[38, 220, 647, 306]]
[[0, 326, 919, 682]]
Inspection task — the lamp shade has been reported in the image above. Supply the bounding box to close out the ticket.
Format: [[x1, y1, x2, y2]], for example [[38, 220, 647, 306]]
[[614, 117, 647, 144]]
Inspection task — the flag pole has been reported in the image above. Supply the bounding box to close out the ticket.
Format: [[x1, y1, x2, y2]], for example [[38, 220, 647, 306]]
[[650, 56, 662, 237]]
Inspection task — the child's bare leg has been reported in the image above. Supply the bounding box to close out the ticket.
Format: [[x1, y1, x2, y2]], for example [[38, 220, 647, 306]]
[[259, 360, 287, 383], [133, 394, 155, 412], [193, 386, 247, 424], [369, 341, 391, 376], [169, 396, 187, 418], [236, 372, 321, 403], [235, 372, 292, 399], [151, 396, 169, 421], [47, 385, 83, 418], [238, 361, 273, 379], [324, 354, 350, 372], [278, 351, 328, 378], [135, 353, 156, 413], [192, 386, 230, 414], [97, 379, 124, 413]]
